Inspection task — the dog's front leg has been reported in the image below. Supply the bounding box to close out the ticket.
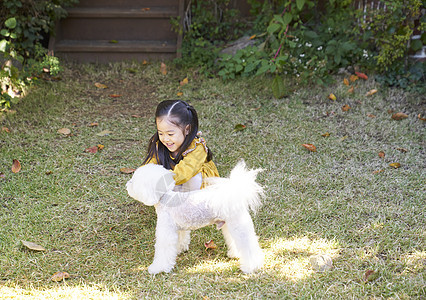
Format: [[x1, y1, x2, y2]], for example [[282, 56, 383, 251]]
[[148, 209, 179, 274], [177, 230, 191, 254]]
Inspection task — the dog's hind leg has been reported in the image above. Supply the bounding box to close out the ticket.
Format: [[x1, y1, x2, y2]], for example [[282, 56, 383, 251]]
[[148, 211, 179, 274], [221, 224, 240, 259], [177, 230, 191, 254], [225, 212, 264, 273]]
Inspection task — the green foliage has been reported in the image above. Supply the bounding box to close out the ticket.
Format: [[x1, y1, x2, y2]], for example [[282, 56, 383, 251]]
[[0, 0, 76, 110], [359, 0, 423, 71], [174, 0, 247, 72]]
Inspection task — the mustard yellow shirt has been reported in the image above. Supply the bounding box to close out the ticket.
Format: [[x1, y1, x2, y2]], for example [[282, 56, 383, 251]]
[[145, 136, 219, 189]]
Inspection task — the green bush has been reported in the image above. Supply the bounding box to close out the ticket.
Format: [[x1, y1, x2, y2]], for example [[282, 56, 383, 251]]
[[1, 0, 77, 110]]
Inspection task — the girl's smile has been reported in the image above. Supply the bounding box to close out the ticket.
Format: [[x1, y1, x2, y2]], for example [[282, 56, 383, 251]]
[[156, 116, 189, 157]]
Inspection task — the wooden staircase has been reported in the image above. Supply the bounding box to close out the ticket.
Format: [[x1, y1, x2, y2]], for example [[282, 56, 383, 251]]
[[49, 0, 184, 63]]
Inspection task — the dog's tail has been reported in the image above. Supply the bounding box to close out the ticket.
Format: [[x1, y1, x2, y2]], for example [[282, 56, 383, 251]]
[[205, 160, 264, 216]]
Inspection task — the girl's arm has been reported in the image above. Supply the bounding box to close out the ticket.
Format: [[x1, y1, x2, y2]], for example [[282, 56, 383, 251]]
[[173, 144, 207, 185]]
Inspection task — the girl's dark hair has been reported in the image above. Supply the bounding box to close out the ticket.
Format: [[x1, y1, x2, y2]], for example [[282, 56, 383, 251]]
[[142, 100, 213, 170]]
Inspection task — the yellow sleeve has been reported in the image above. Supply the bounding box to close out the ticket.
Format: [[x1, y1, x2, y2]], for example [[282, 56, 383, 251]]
[[142, 155, 157, 166], [173, 144, 207, 185]]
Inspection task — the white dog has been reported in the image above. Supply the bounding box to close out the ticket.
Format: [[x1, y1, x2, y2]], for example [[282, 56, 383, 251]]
[[126, 160, 265, 274]]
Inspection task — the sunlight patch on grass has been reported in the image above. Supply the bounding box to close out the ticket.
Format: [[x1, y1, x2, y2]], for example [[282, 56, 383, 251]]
[[0, 283, 128, 300], [185, 259, 237, 274], [264, 236, 340, 281]]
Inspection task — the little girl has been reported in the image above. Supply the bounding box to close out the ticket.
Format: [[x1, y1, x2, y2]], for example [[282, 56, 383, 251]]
[[142, 100, 219, 191]]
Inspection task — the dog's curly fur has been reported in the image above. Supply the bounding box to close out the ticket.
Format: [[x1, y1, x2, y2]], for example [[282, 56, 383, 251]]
[[126, 160, 264, 274]]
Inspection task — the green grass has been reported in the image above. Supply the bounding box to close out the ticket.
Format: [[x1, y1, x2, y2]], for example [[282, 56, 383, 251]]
[[1, 61, 425, 299]]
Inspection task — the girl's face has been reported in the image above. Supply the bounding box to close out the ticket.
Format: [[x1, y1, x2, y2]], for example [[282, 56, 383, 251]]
[[156, 116, 189, 157]]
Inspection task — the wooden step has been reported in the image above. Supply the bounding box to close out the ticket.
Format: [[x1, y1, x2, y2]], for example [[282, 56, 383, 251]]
[[49, 0, 184, 62], [55, 40, 176, 53], [66, 7, 178, 18]]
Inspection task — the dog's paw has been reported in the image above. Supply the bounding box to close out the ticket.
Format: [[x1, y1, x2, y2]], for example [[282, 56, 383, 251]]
[[227, 249, 241, 259], [239, 255, 264, 273], [148, 263, 174, 275]]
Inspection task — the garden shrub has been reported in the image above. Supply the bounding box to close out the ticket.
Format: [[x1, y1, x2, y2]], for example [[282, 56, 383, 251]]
[[0, 0, 77, 110]]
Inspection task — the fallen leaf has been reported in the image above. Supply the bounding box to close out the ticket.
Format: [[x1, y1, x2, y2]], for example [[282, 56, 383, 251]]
[[322, 132, 330, 137], [328, 93, 337, 101], [378, 151, 385, 158], [309, 254, 333, 272], [342, 104, 351, 111], [396, 148, 408, 153], [97, 144, 105, 151], [343, 78, 349, 86], [21, 240, 46, 251], [367, 114, 376, 118], [89, 122, 99, 127], [141, 7, 150, 11], [387, 109, 395, 114], [12, 159, 21, 173], [302, 144, 317, 152], [120, 167, 136, 174], [340, 135, 348, 141], [355, 71, 368, 80], [180, 77, 189, 86], [389, 162, 401, 169], [94, 82, 108, 89], [366, 89, 378, 96], [160, 62, 167, 75], [391, 112, 408, 120], [373, 169, 385, 174], [45, 170, 53, 175], [234, 124, 246, 132], [347, 86, 354, 93], [349, 75, 358, 82], [51, 271, 70, 282], [131, 114, 142, 118], [249, 34, 256, 40], [85, 146, 98, 153], [109, 94, 121, 98], [417, 114, 426, 121], [97, 130, 113, 136], [142, 60, 148, 65], [363, 269, 379, 283], [177, 92, 183, 96], [57, 128, 71, 135], [204, 240, 217, 250], [1, 126, 10, 133], [0, 172, 5, 178]]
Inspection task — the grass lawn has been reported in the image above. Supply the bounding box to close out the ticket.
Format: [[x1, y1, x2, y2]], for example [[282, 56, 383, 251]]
[[0, 61, 425, 299]]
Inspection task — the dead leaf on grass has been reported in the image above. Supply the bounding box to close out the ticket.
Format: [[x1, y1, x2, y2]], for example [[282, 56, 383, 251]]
[[180, 77, 189, 86], [309, 254, 333, 272], [363, 269, 379, 283], [89, 122, 99, 127], [349, 74, 358, 82], [355, 71, 368, 80], [342, 104, 351, 111], [417, 114, 426, 121], [366, 89, 378, 96], [343, 78, 349, 86], [85, 146, 98, 153], [322, 132, 330, 137], [328, 93, 336, 101], [378, 151, 385, 158], [160, 62, 167, 75], [2, 126, 10, 133], [109, 94, 121, 98], [391, 112, 408, 120], [21, 240, 46, 251], [204, 240, 217, 250], [120, 167, 136, 174], [367, 114, 376, 118], [302, 144, 317, 152], [94, 82, 108, 89], [0, 172, 5, 178], [57, 128, 71, 135], [12, 159, 21, 173], [396, 148, 408, 153], [373, 169, 385, 174], [51, 271, 70, 282], [389, 162, 401, 169]]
